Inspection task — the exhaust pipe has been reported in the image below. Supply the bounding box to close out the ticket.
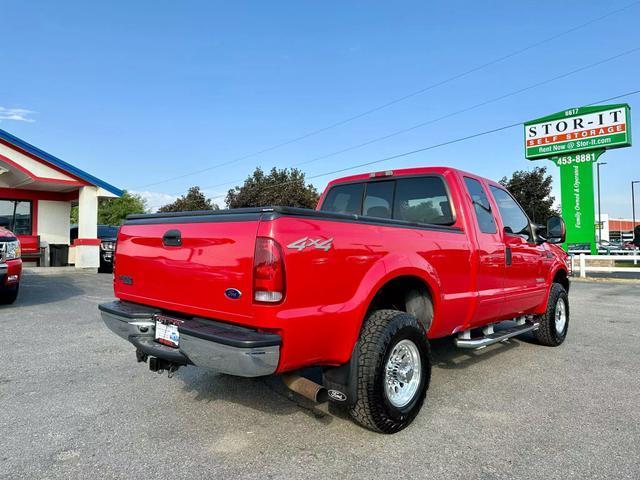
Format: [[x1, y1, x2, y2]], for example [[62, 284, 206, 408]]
[[283, 373, 328, 403]]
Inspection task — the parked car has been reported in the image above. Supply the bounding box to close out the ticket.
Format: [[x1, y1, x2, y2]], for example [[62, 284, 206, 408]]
[[71, 225, 119, 272], [567, 242, 591, 253], [99, 166, 571, 433], [0, 218, 22, 304], [597, 240, 623, 254]]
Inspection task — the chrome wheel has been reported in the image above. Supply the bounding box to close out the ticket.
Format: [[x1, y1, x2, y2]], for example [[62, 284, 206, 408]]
[[384, 339, 421, 408], [555, 297, 567, 334]]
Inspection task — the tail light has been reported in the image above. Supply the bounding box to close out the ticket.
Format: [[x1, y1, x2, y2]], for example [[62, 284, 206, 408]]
[[253, 237, 285, 303]]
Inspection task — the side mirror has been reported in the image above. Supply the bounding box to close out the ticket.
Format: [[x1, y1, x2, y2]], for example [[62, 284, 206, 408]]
[[546, 216, 566, 244], [533, 223, 547, 244], [0, 217, 11, 229]]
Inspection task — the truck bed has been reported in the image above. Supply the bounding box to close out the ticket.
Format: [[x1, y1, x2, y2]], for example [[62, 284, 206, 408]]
[[115, 204, 470, 370]]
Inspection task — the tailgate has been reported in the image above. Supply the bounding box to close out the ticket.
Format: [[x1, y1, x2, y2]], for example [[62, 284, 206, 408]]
[[114, 213, 261, 321]]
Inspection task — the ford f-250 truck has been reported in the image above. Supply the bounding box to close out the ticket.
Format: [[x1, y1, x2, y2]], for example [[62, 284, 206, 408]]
[[100, 166, 570, 433]]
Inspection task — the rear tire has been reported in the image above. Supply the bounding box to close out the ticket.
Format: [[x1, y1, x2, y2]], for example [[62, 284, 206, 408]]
[[349, 309, 431, 433], [534, 283, 569, 346], [0, 284, 19, 305]]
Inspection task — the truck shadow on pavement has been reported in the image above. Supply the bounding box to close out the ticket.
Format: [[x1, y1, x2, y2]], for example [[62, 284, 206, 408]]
[[176, 367, 338, 426], [430, 335, 523, 370], [1, 275, 86, 308], [172, 331, 533, 428]]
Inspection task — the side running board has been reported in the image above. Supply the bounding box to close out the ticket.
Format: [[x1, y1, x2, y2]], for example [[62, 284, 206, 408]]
[[455, 320, 539, 349]]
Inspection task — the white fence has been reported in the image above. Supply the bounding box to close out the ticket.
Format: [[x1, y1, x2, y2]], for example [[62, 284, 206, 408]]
[[570, 252, 640, 278]]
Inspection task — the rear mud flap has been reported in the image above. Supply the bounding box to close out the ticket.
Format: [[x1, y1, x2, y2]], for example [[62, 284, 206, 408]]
[[322, 343, 360, 407]]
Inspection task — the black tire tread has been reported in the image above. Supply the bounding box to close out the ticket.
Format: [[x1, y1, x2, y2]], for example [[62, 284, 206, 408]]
[[534, 283, 568, 346], [349, 309, 430, 433]]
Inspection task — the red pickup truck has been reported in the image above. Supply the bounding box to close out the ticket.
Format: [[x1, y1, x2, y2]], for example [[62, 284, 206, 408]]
[[0, 224, 22, 304], [100, 166, 570, 433]]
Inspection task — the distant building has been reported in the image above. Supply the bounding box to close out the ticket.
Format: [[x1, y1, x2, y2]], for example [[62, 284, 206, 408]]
[[607, 218, 639, 243], [0, 129, 122, 269], [596, 213, 638, 244]]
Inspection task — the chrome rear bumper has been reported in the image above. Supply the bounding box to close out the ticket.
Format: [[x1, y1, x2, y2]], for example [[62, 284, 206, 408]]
[[99, 301, 280, 377]]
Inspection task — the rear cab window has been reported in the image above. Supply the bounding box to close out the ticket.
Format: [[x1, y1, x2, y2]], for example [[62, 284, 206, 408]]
[[363, 181, 394, 218], [395, 177, 453, 225], [320, 175, 454, 226], [321, 183, 364, 215]]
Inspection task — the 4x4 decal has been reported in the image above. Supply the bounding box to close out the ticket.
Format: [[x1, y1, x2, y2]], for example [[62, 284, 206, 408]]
[[286, 237, 333, 252]]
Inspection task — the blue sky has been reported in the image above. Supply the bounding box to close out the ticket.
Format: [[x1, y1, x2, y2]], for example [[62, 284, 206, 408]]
[[2, 0, 640, 216]]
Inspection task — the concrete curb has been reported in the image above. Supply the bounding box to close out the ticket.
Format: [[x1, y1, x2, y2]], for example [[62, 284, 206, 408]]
[[23, 267, 98, 275], [571, 276, 640, 284]]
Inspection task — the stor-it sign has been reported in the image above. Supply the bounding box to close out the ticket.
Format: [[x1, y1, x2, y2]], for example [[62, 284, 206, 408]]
[[524, 104, 631, 159]]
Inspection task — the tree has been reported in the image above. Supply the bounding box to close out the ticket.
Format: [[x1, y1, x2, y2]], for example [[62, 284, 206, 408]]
[[226, 167, 319, 209], [158, 186, 219, 212], [499, 166, 559, 224], [70, 191, 147, 226]]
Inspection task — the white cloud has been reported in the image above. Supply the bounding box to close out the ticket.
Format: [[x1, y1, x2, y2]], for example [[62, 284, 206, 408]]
[[0, 107, 36, 123], [131, 190, 179, 212]]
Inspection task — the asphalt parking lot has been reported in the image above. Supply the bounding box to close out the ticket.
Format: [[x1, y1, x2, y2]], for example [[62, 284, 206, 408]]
[[1, 273, 639, 479]]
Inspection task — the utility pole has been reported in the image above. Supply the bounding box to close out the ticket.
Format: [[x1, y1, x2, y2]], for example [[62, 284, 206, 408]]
[[596, 162, 607, 243], [633, 181, 640, 242]]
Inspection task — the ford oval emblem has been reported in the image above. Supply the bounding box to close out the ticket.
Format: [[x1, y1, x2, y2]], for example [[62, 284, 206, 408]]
[[327, 389, 347, 402], [225, 288, 242, 300]]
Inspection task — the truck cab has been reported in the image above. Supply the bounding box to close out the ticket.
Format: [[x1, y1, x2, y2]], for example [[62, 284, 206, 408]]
[[317, 167, 569, 332]]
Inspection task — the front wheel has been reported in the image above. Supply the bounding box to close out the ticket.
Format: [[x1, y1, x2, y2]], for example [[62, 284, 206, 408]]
[[534, 283, 569, 346], [349, 309, 431, 433]]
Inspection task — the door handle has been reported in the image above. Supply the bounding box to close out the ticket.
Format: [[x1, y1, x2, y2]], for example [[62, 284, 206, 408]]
[[162, 229, 182, 247], [505, 247, 512, 266]]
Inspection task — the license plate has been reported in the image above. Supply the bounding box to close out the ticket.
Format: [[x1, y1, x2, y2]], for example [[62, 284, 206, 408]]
[[155, 320, 180, 347]]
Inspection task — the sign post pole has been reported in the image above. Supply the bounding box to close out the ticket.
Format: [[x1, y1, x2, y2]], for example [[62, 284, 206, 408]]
[[551, 150, 603, 254]]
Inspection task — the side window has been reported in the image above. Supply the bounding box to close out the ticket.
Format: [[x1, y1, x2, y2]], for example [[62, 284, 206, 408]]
[[321, 183, 364, 215], [393, 177, 454, 225], [489, 186, 532, 241], [0, 199, 33, 235], [463, 177, 497, 234], [363, 181, 394, 218], [0, 200, 14, 230], [13, 201, 32, 235]]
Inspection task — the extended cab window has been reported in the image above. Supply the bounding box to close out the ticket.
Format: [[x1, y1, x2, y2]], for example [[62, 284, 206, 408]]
[[363, 181, 394, 218], [321, 183, 364, 215], [463, 177, 496, 234], [489, 186, 533, 241], [394, 177, 453, 225], [322, 176, 454, 225]]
